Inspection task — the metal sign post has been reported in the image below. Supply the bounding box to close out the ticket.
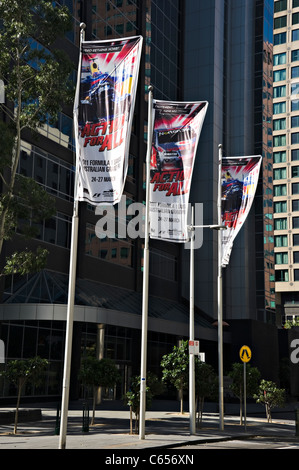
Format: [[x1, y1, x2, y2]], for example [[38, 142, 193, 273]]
[[217, 144, 224, 431], [189, 207, 196, 435], [187, 204, 225, 435], [0, 340, 5, 363], [239, 345, 251, 432]]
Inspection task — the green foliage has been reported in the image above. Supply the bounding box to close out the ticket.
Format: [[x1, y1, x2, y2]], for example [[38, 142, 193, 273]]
[[79, 357, 121, 425], [0, 0, 72, 277], [0, 0, 74, 131], [79, 357, 121, 390], [194, 361, 218, 427], [0, 175, 56, 241], [124, 373, 160, 434], [195, 361, 218, 400], [0, 122, 15, 169], [3, 247, 49, 276], [124, 372, 158, 413], [124, 375, 149, 415], [160, 340, 189, 413], [228, 362, 261, 399], [253, 379, 285, 422], [0, 356, 48, 433], [283, 318, 299, 329], [1, 356, 48, 387], [228, 362, 261, 424], [161, 340, 189, 392]]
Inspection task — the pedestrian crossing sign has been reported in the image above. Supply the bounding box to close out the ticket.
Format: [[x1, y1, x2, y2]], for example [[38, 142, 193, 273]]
[[239, 345, 251, 363]]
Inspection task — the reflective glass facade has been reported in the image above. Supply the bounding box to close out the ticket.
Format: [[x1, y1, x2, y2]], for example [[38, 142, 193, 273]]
[[1, 1, 290, 403], [254, 0, 276, 319]]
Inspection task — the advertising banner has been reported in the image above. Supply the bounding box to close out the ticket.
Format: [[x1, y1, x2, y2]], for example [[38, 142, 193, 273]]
[[149, 100, 208, 242], [74, 36, 143, 205], [221, 156, 262, 267]]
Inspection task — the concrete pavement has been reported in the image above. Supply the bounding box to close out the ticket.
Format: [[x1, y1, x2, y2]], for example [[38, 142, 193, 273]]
[[0, 400, 298, 451]]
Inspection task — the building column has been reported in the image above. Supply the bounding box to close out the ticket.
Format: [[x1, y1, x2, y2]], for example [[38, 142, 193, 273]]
[[96, 323, 105, 404]]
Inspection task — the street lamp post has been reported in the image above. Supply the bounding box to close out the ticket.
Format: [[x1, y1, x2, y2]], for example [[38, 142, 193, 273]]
[[217, 144, 224, 431], [58, 23, 86, 450], [187, 216, 225, 435], [139, 85, 153, 440]]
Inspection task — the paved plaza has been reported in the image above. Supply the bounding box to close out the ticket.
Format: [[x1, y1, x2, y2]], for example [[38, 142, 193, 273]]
[[0, 400, 297, 451]]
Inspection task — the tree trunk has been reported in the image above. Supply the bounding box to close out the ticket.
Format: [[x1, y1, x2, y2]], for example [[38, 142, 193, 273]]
[[91, 387, 96, 425], [135, 411, 139, 434], [199, 397, 204, 427], [14, 378, 23, 434], [129, 406, 133, 434], [265, 403, 272, 422], [239, 384, 243, 425], [239, 396, 243, 425], [0, 93, 22, 257], [180, 385, 184, 414]]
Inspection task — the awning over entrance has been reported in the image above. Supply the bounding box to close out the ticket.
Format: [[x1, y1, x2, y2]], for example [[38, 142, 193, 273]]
[[1, 270, 223, 340]]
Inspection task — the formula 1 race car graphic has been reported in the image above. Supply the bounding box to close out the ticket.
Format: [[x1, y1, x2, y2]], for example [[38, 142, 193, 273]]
[[79, 57, 132, 124], [151, 127, 196, 174], [221, 171, 243, 228]]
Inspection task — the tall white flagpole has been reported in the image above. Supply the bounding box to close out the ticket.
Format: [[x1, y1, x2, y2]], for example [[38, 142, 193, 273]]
[[139, 85, 153, 440], [217, 143, 224, 430], [189, 206, 196, 434], [59, 23, 86, 450]]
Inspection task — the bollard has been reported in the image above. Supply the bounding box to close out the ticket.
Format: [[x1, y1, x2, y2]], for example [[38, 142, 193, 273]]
[[296, 408, 299, 437], [82, 401, 89, 432], [55, 403, 60, 435]]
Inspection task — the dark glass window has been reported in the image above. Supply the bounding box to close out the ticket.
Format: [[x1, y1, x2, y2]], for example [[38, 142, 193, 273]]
[[274, 32, 286, 44], [274, 0, 287, 11], [274, 15, 287, 28], [275, 269, 289, 281], [292, 29, 299, 41], [292, 200, 299, 211], [293, 12, 299, 25], [292, 49, 299, 61]]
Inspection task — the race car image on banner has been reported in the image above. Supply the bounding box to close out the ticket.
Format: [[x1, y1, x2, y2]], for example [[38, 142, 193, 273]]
[[74, 36, 143, 206], [221, 156, 262, 267], [149, 100, 208, 242]]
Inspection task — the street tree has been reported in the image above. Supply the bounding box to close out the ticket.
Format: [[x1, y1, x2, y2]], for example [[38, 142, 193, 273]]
[[78, 357, 121, 425], [124, 372, 160, 434], [0, 356, 48, 434], [195, 361, 217, 427], [253, 379, 285, 422], [228, 362, 261, 424], [0, 0, 74, 276], [160, 340, 189, 414]]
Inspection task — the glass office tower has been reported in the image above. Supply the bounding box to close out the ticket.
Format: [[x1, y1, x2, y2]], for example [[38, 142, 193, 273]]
[[1, 1, 289, 402], [183, 0, 275, 323]]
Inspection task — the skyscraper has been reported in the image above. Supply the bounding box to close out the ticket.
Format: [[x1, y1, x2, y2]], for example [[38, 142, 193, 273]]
[[273, 0, 299, 327], [2, 0, 294, 403]]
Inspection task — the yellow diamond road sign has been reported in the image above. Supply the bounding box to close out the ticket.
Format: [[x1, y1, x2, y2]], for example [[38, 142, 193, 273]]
[[240, 345, 251, 363]]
